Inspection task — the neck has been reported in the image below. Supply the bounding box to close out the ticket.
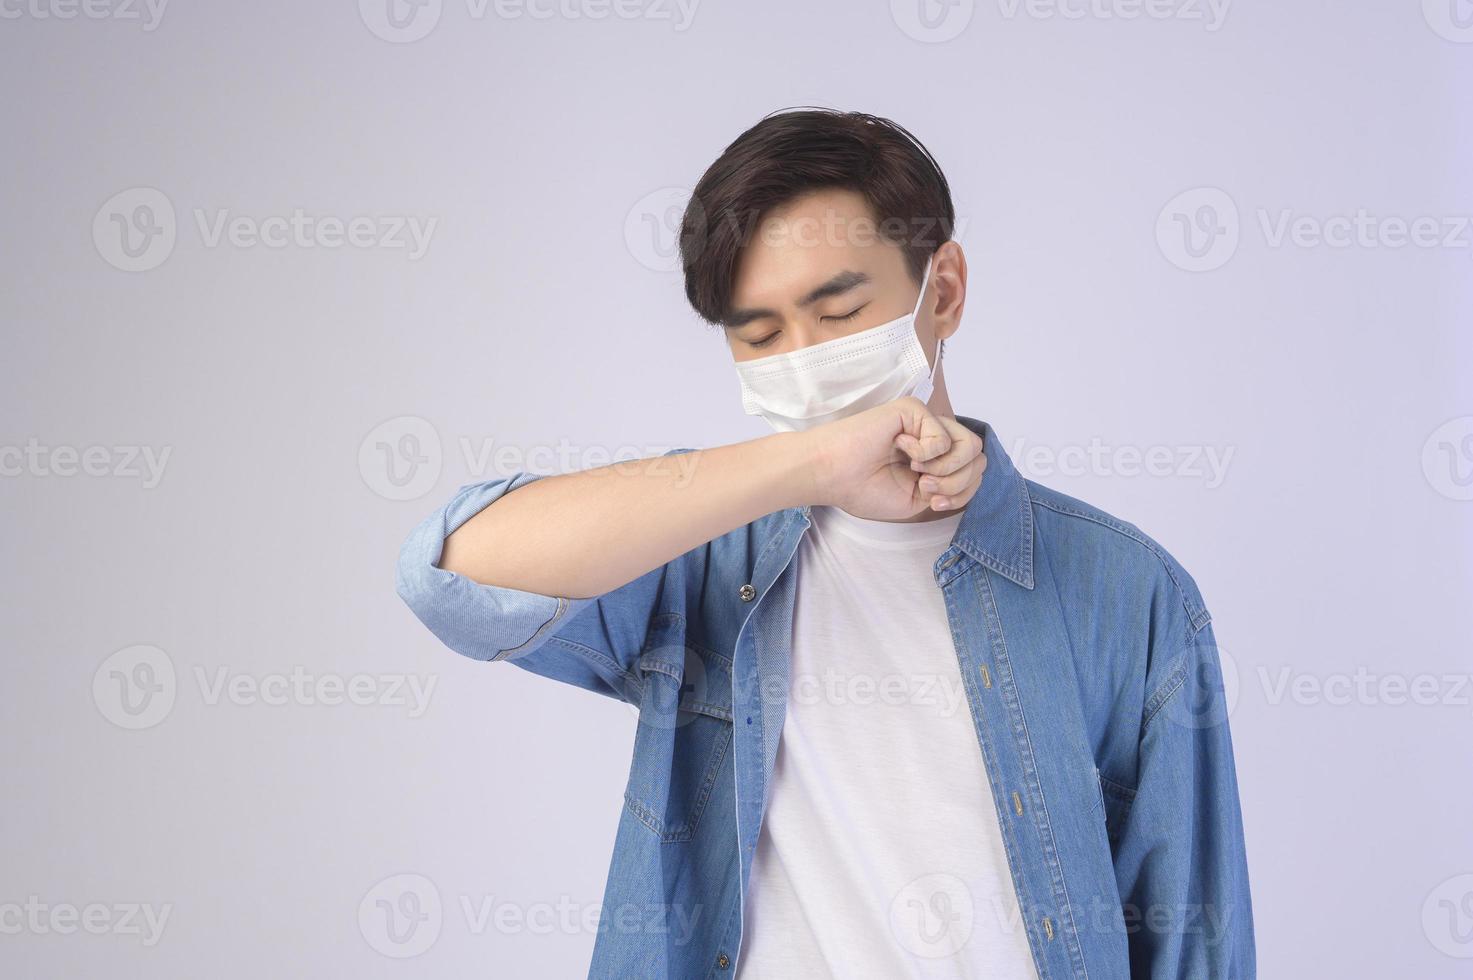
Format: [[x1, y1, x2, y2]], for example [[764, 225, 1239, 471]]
[[926, 373, 955, 422]]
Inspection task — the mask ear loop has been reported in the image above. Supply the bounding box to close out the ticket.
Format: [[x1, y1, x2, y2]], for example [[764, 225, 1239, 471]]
[[909, 255, 942, 404]]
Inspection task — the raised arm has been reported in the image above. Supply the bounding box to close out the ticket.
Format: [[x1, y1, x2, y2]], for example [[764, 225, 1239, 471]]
[[437, 431, 814, 599], [435, 397, 983, 599]]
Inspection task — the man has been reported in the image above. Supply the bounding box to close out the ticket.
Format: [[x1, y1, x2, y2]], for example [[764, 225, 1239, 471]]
[[396, 108, 1255, 979]]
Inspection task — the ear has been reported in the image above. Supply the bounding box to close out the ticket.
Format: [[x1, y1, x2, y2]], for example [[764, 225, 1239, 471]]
[[930, 241, 968, 343]]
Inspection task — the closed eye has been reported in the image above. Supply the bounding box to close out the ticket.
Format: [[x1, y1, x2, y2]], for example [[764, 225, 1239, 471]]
[[747, 332, 780, 349], [822, 304, 868, 323]]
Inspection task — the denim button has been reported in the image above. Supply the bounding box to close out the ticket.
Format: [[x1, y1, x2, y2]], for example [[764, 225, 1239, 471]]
[[739, 584, 756, 602], [717, 952, 731, 969]]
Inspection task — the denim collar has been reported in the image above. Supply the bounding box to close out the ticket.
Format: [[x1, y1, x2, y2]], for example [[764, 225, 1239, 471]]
[[951, 416, 1034, 589]]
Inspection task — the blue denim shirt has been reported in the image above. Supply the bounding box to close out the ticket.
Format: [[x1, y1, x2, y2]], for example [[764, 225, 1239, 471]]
[[396, 417, 1255, 980]]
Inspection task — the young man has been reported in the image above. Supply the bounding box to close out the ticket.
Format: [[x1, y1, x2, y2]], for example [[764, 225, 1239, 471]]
[[397, 108, 1255, 979]]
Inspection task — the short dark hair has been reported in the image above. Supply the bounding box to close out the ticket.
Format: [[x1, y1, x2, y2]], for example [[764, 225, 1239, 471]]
[[679, 107, 955, 326]]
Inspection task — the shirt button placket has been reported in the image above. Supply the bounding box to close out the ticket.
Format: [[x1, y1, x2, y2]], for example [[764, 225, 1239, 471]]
[[962, 575, 1048, 950]]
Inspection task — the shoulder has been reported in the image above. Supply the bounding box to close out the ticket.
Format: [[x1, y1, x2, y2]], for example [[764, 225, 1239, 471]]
[[1024, 479, 1213, 637]]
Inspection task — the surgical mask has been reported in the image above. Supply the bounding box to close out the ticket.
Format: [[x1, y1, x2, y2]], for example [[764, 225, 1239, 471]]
[[734, 256, 943, 433]]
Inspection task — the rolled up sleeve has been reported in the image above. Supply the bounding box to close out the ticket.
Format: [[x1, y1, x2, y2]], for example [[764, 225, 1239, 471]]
[[395, 471, 595, 664], [395, 454, 701, 702]]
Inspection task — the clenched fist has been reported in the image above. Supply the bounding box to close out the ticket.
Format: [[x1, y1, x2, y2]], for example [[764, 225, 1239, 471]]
[[802, 396, 987, 520]]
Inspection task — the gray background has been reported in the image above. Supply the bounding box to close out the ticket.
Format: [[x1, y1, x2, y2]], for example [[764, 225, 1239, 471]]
[[3, 0, 1471, 976]]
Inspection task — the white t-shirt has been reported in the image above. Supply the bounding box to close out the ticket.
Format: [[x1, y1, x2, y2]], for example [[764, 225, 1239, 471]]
[[734, 503, 1039, 980]]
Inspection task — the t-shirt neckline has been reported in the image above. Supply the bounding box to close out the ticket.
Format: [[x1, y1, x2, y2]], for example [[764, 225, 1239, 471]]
[[810, 503, 966, 549]]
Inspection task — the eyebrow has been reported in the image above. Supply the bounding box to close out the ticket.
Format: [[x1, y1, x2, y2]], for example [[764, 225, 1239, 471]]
[[723, 269, 872, 329]]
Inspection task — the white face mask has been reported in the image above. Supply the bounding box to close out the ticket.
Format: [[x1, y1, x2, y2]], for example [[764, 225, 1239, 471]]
[[734, 256, 942, 433]]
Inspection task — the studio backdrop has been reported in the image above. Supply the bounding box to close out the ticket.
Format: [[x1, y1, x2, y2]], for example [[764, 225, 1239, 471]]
[[2, 2, 1471, 977]]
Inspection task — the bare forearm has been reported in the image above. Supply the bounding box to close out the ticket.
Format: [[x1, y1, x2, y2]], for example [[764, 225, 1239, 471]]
[[439, 430, 817, 598]]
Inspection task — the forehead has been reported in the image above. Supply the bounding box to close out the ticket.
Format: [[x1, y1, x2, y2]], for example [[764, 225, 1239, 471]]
[[729, 187, 908, 307]]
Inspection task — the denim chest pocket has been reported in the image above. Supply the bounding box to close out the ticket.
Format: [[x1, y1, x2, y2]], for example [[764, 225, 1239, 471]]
[[1092, 765, 1137, 847], [623, 614, 734, 843]]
